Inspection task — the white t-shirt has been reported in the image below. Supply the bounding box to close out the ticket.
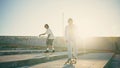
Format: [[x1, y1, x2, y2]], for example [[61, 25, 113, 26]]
[[65, 24, 76, 41], [45, 28, 54, 39]]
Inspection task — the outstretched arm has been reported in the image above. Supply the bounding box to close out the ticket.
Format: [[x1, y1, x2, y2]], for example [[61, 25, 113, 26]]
[[39, 33, 46, 37]]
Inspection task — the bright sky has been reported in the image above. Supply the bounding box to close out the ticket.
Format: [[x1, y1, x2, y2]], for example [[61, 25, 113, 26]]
[[0, 0, 120, 37]]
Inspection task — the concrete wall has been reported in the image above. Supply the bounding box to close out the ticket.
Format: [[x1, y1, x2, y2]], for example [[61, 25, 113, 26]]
[[0, 36, 120, 50], [81, 37, 114, 50]]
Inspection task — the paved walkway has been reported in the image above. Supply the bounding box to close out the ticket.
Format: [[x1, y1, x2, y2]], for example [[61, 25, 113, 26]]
[[31, 53, 113, 68]]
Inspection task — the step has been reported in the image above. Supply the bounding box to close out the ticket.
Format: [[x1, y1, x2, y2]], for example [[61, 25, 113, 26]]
[[0, 50, 45, 56], [0, 51, 87, 68]]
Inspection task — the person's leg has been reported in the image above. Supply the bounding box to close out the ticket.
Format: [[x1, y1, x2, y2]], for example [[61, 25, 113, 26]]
[[52, 45, 55, 52], [65, 40, 72, 64], [67, 40, 77, 64], [51, 39, 55, 52], [45, 39, 49, 53], [72, 41, 77, 59], [49, 45, 54, 52], [49, 39, 55, 52], [68, 40, 72, 59]]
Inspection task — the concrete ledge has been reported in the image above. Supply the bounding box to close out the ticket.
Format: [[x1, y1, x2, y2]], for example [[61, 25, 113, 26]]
[[0, 55, 65, 68], [0, 50, 45, 56], [104, 53, 116, 68], [0, 52, 87, 68]]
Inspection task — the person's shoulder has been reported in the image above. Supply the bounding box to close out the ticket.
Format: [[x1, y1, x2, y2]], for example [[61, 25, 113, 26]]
[[48, 28, 52, 32]]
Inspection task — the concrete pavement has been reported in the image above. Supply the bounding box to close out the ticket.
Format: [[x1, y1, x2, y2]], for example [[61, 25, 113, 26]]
[[0, 51, 114, 68], [31, 53, 114, 68], [0, 52, 70, 68]]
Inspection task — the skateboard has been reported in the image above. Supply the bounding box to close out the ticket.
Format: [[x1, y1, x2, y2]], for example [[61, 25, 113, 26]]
[[63, 58, 76, 68], [65, 58, 77, 64]]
